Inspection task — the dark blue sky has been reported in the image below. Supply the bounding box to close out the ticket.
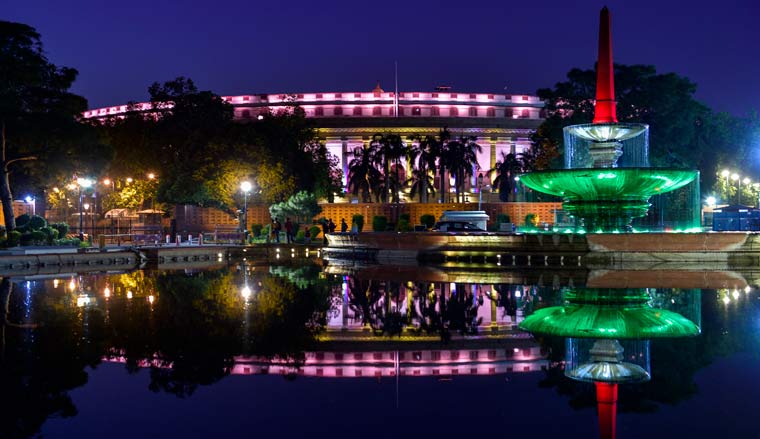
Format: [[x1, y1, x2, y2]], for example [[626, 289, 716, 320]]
[[6, 0, 759, 115]]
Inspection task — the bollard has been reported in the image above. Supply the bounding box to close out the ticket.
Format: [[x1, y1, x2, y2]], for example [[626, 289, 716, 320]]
[[166, 234, 170, 244], [188, 234, 193, 245], [176, 235, 181, 246], [199, 233, 203, 246]]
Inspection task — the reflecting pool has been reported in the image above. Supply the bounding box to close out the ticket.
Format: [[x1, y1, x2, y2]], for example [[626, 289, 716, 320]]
[[2, 260, 759, 438]]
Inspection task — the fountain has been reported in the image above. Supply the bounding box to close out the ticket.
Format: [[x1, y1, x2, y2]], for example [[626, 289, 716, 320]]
[[519, 7, 698, 232]]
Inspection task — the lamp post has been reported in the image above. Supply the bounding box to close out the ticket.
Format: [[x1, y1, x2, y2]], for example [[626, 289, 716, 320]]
[[147, 173, 157, 211], [742, 178, 751, 205], [477, 173, 484, 211], [24, 196, 35, 216], [731, 173, 740, 204], [721, 170, 730, 202], [77, 178, 93, 240], [240, 181, 252, 237]]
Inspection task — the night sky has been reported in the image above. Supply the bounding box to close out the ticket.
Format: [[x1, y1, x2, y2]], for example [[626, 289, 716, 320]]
[[6, 0, 759, 115]]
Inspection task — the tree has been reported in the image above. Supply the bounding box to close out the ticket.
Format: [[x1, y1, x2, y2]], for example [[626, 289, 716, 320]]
[[442, 135, 481, 202], [534, 64, 712, 170], [0, 21, 108, 230], [269, 191, 323, 224], [489, 152, 524, 202], [369, 134, 408, 203], [409, 132, 443, 203], [347, 145, 381, 203]]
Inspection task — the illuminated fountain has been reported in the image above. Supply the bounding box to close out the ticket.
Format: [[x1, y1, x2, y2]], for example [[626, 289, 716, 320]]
[[519, 7, 698, 232], [519, 288, 700, 439]]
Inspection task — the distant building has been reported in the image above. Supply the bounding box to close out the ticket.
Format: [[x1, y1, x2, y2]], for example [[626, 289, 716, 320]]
[[84, 83, 544, 194]]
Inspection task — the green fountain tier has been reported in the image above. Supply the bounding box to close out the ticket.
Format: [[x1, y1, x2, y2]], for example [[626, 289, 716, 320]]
[[518, 288, 701, 339], [519, 167, 697, 231]]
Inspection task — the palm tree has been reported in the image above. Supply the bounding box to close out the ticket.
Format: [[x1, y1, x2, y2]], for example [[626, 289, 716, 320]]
[[410, 132, 442, 203], [369, 133, 407, 203], [443, 135, 482, 202], [489, 152, 524, 202], [347, 145, 381, 203]]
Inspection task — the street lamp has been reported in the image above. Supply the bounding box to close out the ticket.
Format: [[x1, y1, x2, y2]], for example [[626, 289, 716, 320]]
[[24, 196, 35, 216], [240, 181, 252, 237], [477, 173, 484, 211], [741, 177, 751, 205], [77, 178, 93, 240], [731, 173, 740, 204]]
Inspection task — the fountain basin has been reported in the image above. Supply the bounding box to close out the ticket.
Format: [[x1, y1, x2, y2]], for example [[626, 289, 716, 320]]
[[565, 122, 648, 143], [519, 167, 698, 231]]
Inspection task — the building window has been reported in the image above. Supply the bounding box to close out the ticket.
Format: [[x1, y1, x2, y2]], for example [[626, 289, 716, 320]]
[[469, 107, 478, 117], [315, 107, 324, 116], [413, 93, 419, 98], [241, 110, 251, 118], [398, 107, 404, 116], [412, 106, 421, 115], [353, 107, 362, 116], [486, 107, 495, 117], [334, 106, 343, 115], [505, 108, 513, 118], [451, 93, 458, 98], [335, 93, 342, 98], [431, 351, 441, 361], [488, 94, 494, 99], [432, 93, 438, 98], [243, 96, 250, 101], [470, 94, 476, 99], [354, 93, 361, 98], [469, 351, 479, 360], [316, 93, 323, 99], [522, 95, 529, 101], [450, 107, 459, 117], [297, 94, 304, 99], [372, 106, 382, 116], [521, 109, 530, 118], [431, 106, 440, 116]]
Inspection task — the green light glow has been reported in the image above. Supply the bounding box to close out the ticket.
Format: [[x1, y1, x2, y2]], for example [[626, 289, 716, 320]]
[[518, 288, 700, 339], [519, 168, 698, 232]]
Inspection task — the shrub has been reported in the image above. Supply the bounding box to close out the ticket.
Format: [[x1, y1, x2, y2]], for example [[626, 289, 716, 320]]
[[29, 215, 47, 230], [250, 224, 263, 237], [20, 232, 34, 246], [30, 230, 47, 244], [351, 214, 364, 232], [7, 230, 21, 247], [309, 225, 321, 239], [56, 237, 81, 247], [372, 215, 388, 232], [295, 230, 305, 242], [0, 225, 6, 238], [420, 214, 436, 229], [51, 222, 69, 238], [496, 213, 511, 224], [524, 213, 539, 228], [40, 226, 59, 244], [399, 213, 411, 223], [15, 214, 30, 228], [396, 218, 411, 232]]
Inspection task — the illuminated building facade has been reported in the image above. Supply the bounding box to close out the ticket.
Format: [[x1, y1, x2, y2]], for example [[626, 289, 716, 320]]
[[84, 83, 544, 194]]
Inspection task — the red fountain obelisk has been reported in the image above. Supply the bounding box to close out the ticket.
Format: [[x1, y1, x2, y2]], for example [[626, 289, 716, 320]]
[[592, 6, 618, 124]]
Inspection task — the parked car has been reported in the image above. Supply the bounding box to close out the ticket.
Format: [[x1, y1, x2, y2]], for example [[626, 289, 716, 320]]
[[431, 221, 486, 232]]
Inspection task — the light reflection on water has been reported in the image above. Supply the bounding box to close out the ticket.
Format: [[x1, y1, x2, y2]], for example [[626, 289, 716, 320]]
[[0, 261, 759, 438]]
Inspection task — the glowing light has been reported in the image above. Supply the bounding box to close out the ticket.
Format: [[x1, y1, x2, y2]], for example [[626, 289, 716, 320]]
[[706, 196, 717, 207], [127, 290, 133, 299], [126, 177, 133, 184], [732, 289, 740, 300], [722, 296, 730, 305], [745, 286, 751, 293], [77, 177, 93, 188], [148, 295, 155, 304], [744, 178, 751, 185], [103, 286, 111, 298], [721, 170, 730, 177], [103, 178, 111, 186], [24, 195, 33, 203], [217, 253, 223, 258], [731, 173, 740, 181], [241, 285, 252, 300], [68, 279, 76, 291], [148, 173, 156, 180], [76, 295, 91, 307], [240, 181, 252, 192], [53, 279, 60, 288]]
